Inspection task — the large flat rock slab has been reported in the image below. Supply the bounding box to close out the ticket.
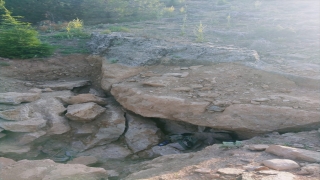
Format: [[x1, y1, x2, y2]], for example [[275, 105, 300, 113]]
[[110, 63, 320, 138]]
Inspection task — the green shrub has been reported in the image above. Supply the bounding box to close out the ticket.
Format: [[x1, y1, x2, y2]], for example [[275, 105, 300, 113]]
[[0, 0, 54, 59], [51, 18, 90, 39]]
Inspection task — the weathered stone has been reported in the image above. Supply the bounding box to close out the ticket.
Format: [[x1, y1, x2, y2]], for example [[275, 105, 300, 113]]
[[37, 80, 91, 90], [0, 118, 46, 132], [32, 98, 70, 135], [78, 144, 132, 161], [172, 87, 192, 92], [217, 168, 244, 175], [111, 84, 210, 121], [101, 63, 143, 92], [0, 96, 70, 134], [112, 82, 320, 139], [0, 92, 40, 105], [216, 105, 320, 138], [106, 170, 119, 178], [300, 164, 320, 175], [248, 144, 269, 151], [0, 157, 16, 170], [125, 113, 161, 153], [66, 102, 106, 122], [57, 94, 107, 105], [266, 145, 320, 163], [206, 105, 225, 112], [194, 168, 212, 174], [0, 144, 31, 155], [151, 146, 182, 156], [189, 65, 204, 70], [0, 105, 36, 121], [252, 98, 269, 102], [163, 72, 189, 78], [259, 171, 296, 180], [84, 102, 126, 149], [263, 159, 299, 170], [17, 131, 46, 145], [67, 156, 98, 166], [0, 159, 107, 180]]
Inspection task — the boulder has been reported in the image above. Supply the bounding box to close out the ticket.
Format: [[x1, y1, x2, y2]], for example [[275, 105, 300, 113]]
[[66, 102, 106, 122], [0, 92, 40, 105], [125, 113, 161, 153], [111, 82, 320, 138], [0, 159, 107, 180]]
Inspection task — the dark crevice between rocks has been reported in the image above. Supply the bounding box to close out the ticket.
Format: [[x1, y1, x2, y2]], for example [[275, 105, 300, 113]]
[[152, 118, 241, 152]]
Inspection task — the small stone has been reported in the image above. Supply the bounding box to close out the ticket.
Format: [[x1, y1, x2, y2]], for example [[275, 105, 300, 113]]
[[252, 98, 269, 102], [194, 168, 212, 174], [180, 67, 189, 70], [211, 77, 217, 84], [191, 84, 203, 89], [293, 143, 305, 148], [207, 105, 225, 112], [28, 88, 42, 93], [263, 159, 300, 170], [261, 84, 269, 89], [106, 170, 119, 177], [67, 156, 98, 166], [232, 100, 241, 104], [283, 99, 290, 102], [250, 100, 260, 105], [217, 168, 244, 175], [189, 65, 203, 70], [172, 87, 192, 92], [43, 88, 53, 92], [248, 144, 269, 151], [300, 164, 320, 175]]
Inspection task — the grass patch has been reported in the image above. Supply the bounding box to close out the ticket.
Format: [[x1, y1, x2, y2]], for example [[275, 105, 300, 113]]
[[51, 31, 90, 39]]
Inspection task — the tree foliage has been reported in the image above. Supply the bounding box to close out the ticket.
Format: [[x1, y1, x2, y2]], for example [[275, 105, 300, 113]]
[[4, 0, 165, 24], [0, 0, 54, 59]]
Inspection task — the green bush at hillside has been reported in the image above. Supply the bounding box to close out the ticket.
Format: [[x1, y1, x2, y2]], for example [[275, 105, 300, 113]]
[[0, 0, 54, 59]]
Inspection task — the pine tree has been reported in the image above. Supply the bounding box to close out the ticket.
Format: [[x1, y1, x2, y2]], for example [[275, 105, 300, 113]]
[[0, 0, 54, 59]]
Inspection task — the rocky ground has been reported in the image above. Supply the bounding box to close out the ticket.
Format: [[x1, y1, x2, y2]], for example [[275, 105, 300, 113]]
[[0, 0, 319, 180]]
